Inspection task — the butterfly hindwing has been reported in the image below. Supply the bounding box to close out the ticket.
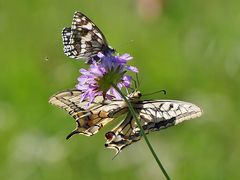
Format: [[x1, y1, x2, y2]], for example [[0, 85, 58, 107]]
[[49, 90, 128, 137], [62, 11, 113, 62], [105, 100, 202, 154]]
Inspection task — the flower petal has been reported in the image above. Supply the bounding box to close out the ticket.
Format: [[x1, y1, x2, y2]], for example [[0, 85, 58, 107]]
[[76, 52, 138, 105], [126, 65, 139, 73]]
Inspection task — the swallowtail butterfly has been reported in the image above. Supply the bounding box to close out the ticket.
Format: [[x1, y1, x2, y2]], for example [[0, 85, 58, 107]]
[[49, 90, 202, 155]]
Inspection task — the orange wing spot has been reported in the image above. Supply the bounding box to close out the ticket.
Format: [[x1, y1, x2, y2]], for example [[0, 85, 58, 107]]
[[87, 117, 102, 126], [99, 111, 109, 118], [90, 114, 100, 119], [78, 118, 86, 127]]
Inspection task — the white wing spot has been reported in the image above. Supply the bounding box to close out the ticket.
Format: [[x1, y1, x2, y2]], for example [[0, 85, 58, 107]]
[[95, 32, 103, 39], [160, 102, 170, 111], [176, 110, 182, 116], [82, 23, 93, 30], [156, 111, 162, 118], [172, 103, 179, 110], [75, 18, 81, 22], [163, 112, 170, 119], [81, 49, 86, 53], [168, 110, 176, 117], [83, 33, 92, 41], [180, 107, 187, 114]]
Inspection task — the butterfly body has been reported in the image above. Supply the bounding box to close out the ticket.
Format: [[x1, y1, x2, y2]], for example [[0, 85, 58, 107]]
[[62, 12, 114, 63], [49, 90, 202, 154]]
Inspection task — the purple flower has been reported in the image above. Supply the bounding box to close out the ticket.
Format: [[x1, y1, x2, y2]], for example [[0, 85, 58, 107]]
[[76, 53, 138, 105]]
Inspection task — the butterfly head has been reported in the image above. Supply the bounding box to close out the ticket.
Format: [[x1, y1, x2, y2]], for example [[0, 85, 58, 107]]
[[107, 45, 115, 53], [102, 45, 116, 57], [128, 90, 142, 101]]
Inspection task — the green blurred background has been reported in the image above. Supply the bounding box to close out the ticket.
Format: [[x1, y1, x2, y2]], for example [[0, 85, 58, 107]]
[[1, 0, 240, 179]]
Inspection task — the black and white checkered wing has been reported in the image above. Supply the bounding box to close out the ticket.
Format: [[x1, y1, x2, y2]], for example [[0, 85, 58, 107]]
[[62, 12, 112, 62], [105, 100, 202, 154]]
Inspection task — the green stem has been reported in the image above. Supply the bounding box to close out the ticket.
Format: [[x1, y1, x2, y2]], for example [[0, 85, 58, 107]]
[[112, 84, 171, 180]]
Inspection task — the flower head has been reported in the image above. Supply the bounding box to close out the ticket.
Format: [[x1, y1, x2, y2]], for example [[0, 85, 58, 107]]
[[76, 53, 138, 105]]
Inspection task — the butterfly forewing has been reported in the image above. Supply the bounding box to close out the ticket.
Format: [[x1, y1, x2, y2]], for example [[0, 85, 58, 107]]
[[136, 100, 202, 126], [105, 100, 202, 154], [62, 11, 113, 62]]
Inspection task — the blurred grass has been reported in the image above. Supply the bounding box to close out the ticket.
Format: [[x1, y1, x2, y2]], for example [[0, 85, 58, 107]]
[[1, 0, 240, 179]]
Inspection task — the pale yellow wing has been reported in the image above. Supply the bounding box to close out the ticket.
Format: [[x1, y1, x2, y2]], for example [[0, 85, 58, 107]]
[[49, 90, 128, 138], [105, 100, 202, 154]]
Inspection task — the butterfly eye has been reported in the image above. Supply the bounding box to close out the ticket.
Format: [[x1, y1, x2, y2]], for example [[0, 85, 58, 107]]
[[105, 132, 115, 140], [138, 92, 142, 97]]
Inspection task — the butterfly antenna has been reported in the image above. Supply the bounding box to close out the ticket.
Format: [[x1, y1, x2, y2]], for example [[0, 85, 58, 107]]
[[132, 78, 137, 90], [128, 87, 135, 91], [131, 74, 140, 90], [142, 90, 167, 97], [125, 87, 130, 95]]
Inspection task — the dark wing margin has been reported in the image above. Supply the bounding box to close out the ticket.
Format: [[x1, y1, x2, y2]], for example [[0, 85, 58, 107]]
[[105, 100, 202, 155], [62, 27, 76, 58]]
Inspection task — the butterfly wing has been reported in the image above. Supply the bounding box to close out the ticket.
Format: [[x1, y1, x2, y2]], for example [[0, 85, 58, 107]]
[[49, 90, 128, 138], [62, 11, 113, 62], [105, 100, 202, 154]]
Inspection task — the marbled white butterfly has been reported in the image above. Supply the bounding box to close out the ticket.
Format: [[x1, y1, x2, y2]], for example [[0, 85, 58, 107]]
[[62, 12, 114, 63], [49, 90, 202, 155]]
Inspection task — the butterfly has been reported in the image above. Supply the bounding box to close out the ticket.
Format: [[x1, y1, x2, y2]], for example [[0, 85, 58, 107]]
[[49, 89, 202, 155], [62, 11, 114, 63]]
